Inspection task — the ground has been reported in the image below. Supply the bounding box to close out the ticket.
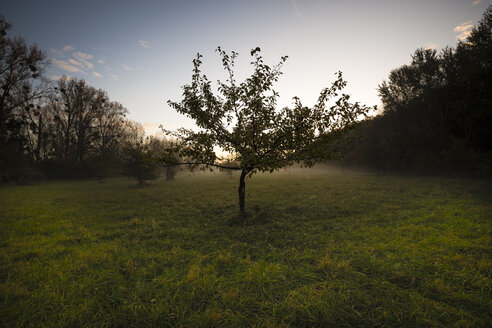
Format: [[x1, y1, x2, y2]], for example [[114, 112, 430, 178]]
[[0, 170, 491, 327]]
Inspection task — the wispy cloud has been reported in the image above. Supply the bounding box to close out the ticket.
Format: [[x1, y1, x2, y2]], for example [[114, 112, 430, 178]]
[[51, 48, 65, 57], [68, 58, 84, 68], [453, 21, 474, 40], [73, 51, 94, 69], [51, 58, 84, 73], [51, 46, 105, 77], [472, 0, 483, 5], [122, 64, 134, 71], [109, 73, 118, 81], [137, 40, 154, 48]]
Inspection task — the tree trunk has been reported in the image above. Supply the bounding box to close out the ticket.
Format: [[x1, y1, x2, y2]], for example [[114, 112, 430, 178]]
[[166, 167, 175, 181], [35, 114, 43, 162], [238, 169, 247, 223]]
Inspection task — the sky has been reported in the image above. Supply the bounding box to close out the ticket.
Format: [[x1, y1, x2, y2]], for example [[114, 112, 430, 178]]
[[2, 0, 490, 135]]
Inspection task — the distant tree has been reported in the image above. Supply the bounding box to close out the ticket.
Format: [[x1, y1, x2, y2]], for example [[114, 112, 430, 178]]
[[122, 122, 159, 185], [124, 142, 160, 185], [0, 15, 140, 181], [147, 136, 180, 181], [452, 5, 492, 150], [344, 5, 492, 175], [47, 77, 128, 176], [0, 15, 48, 180], [166, 47, 372, 222], [165, 160, 178, 181], [220, 156, 238, 178], [378, 48, 443, 112]]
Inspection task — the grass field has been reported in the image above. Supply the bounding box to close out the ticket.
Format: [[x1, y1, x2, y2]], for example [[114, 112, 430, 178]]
[[0, 170, 491, 327]]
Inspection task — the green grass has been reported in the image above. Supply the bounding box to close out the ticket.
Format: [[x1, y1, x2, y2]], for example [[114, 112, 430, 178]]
[[1, 170, 491, 327]]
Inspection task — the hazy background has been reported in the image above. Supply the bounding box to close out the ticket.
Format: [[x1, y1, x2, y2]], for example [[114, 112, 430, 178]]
[[2, 0, 490, 134]]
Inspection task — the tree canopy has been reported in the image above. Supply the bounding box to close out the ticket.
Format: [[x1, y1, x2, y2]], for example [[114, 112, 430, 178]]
[[0, 15, 48, 179], [342, 5, 492, 175], [167, 47, 372, 220]]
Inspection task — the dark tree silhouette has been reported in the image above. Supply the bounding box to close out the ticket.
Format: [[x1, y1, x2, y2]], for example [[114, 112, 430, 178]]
[[0, 15, 48, 180], [122, 123, 159, 185], [0, 16, 134, 181], [166, 47, 372, 222], [46, 77, 128, 177], [342, 6, 492, 176], [146, 135, 180, 181]]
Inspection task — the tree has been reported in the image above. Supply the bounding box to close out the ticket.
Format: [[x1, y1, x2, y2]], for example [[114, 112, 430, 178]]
[[453, 5, 492, 150], [47, 77, 128, 176], [0, 15, 48, 180], [378, 48, 443, 112], [123, 141, 160, 185], [122, 122, 159, 185], [344, 6, 492, 175], [166, 47, 372, 222], [147, 135, 180, 181]]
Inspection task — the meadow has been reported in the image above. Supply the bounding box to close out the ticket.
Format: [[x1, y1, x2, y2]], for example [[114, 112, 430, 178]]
[[0, 170, 491, 327]]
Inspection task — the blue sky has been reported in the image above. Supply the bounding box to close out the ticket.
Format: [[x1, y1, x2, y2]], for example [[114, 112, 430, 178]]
[[2, 0, 490, 134]]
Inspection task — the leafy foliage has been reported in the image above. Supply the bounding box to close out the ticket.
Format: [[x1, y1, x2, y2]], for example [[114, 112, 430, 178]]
[[167, 47, 372, 217], [344, 6, 492, 175], [122, 123, 160, 185], [168, 47, 371, 173], [0, 15, 48, 180], [48, 77, 128, 164]]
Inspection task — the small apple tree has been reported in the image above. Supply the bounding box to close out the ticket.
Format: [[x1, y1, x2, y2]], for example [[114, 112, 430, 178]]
[[166, 47, 372, 222]]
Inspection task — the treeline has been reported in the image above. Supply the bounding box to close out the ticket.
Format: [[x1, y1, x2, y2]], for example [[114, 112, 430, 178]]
[[0, 16, 176, 182], [2, 7, 491, 182], [343, 6, 492, 176]]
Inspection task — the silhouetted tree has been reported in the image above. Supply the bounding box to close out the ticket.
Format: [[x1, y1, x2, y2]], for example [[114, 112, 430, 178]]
[[0, 15, 48, 180], [147, 136, 180, 181], [378, 48, 443, 112], [46, 77, 128, 177], [343, 5, 492, 176], [167, 47, 372, 221], [0, 16, 142, 181], [452, 6, 492, 151], [122, 122, 159, 185]]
